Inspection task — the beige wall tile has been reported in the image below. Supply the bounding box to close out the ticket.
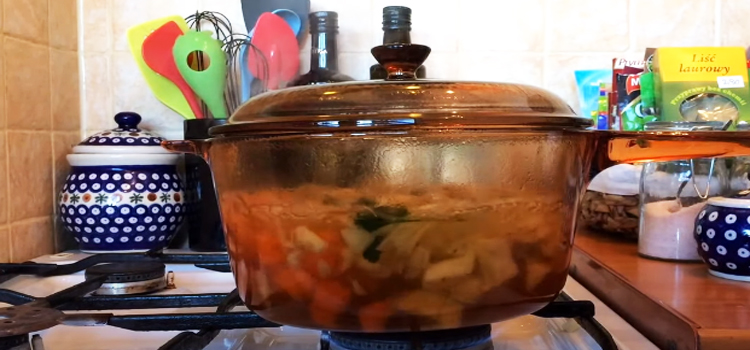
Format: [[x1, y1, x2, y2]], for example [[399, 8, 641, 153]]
[[111, 0, 200, 52], [457, 53, 544, 86], [547, 0, 629, 52], [423, 52, 459, 80], [457, 0, 545, 53], [0, 33, 4, 129], [111, 52, 183, 138], [10, 217, 54, 262], [5, 37, 51, 130], [51, 49, 81, 131], [544, 54, 617, 114], [52, 132, 78, 202], [197, 0, 247, 34], [338, 52, 375, 81], [0, 132, 7, 225], [49, 0, 78, 50], [52, 132, 79, 251], [371, 0, 457, 54], [80, 53, 112, 132], [2, 0, 49, 44], [81, 0, 111, 53], [0, 226, 8, 262], [720, 0, 750, 46], [309, 0, 374, 53], [632, 0, 715, 48], [8, 132, 52, 222], [75, 0, 750, 144]]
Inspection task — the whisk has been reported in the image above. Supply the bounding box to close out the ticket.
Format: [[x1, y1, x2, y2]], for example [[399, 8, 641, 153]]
[[224, 35, 269, 114], [185, 11, 270, 116]]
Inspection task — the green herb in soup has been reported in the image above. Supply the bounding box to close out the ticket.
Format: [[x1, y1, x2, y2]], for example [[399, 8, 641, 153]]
[[221, 185, 571, 332]]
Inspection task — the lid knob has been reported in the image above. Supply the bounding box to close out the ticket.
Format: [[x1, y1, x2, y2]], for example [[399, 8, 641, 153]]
[[114, 112, 142, 130], [371, 43, 431, 81]]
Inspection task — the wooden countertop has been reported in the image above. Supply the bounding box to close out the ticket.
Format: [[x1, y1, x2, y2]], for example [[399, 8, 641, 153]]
[[571, 228, 750, 350]]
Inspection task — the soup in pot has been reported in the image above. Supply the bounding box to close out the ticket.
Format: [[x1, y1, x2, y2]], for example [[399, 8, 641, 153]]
[[220, 184, 571, 332]]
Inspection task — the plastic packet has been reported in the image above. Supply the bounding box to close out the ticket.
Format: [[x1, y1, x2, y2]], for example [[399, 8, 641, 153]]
[[575, 70, 612, 121]]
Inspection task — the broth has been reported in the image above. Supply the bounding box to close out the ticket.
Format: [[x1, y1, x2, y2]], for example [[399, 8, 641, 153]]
[[221, 185, 571, 332]]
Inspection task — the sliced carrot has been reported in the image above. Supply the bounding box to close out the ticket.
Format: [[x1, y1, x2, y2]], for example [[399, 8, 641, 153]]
[[358, 301, 392, 332], [256, 233, 286, 266], [312, 279, 352, 314], [299, 250, 345, 279], [271, 267, 315, 301], [315, 227, 344, 247]]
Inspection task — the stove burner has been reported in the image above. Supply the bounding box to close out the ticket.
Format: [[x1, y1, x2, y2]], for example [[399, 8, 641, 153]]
[[329, 325, 492, 350], [84, 262, 166, 295]]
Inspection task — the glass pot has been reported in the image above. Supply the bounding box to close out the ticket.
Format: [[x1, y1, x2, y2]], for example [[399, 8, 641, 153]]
[[162, 44, 750, 332]]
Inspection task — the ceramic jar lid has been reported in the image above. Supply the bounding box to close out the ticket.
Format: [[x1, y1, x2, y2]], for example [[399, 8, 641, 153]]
[[68, 112, 178, 167], [73, 112, 169, 154]]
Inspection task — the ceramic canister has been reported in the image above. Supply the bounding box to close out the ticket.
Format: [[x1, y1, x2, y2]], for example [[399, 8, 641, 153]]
[[694, 197, 750, 282], [59, 112, 185, 253]]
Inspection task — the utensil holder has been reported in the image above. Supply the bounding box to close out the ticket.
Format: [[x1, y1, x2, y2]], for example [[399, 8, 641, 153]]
[[184, 119, 227, 252]]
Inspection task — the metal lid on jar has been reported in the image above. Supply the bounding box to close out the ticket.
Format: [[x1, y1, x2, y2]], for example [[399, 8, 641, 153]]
[[74, 112, 170, 154], [211, 44, 589, 136]]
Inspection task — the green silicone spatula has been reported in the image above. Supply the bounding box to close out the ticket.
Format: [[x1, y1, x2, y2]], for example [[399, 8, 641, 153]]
[[127, 16, 195, 119], [173, 31, 228, 119]]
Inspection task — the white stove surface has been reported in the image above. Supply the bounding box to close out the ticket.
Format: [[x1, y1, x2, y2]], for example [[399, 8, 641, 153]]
[[0, 251, 658, 350]]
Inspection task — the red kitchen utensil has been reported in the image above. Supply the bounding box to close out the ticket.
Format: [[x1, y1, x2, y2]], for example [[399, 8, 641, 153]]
[[142, 21, 205, 119], [248, 13, 300, 90]]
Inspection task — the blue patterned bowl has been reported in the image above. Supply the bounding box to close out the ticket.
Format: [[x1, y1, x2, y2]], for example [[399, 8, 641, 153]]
[[694, 197, 750, 282], [60, 112, 185, 252]]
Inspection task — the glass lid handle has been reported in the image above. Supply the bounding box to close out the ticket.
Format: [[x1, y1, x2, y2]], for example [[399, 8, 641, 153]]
[[371, 43, 431, 81]]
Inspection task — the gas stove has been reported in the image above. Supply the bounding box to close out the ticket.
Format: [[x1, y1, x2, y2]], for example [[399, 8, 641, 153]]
[[0, 251, 658, 350]]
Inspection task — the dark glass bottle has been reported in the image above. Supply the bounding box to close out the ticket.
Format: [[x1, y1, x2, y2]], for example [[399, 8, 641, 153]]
[[370, 6, 427, 80], [290, 11, 353, 86]]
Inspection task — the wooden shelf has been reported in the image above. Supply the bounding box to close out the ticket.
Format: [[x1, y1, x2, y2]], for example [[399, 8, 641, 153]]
[[571, 228, 750, 350]]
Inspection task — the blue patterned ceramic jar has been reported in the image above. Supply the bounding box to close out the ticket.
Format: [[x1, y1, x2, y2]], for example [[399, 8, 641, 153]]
[[59, 112, 185, 252], [694, 197, 750, 282]]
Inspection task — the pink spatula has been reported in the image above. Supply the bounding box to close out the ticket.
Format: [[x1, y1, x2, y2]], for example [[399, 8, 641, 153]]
[[248, 13, 300, 90], [142, 21, 204, 119]]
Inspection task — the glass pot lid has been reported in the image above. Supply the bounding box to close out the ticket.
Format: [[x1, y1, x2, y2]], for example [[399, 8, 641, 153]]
[[212, 44, 589, 136]]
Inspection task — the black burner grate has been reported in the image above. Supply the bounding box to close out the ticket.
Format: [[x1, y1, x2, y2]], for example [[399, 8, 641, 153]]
[[0, 334, 27, 350], [0, 254, 618, 350], [0, 251, 230, 284], [329, 325, 492, 350]]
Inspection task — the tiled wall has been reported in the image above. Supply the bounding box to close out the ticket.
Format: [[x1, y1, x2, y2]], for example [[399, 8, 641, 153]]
[[79, 0, 750, 140], [0, 0, 80, 262]]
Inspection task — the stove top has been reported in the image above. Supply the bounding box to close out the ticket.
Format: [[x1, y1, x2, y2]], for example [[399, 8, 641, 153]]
[[0, 251, 658, 350]]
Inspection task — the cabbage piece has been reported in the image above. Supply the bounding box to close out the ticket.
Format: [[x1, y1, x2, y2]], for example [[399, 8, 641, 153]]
[[404, 246, 431, 280], [472, 238, 518, 289], [525, 262, 553, 292], [448, 276, 486, 304], [353, 255, 392, 279], [293, 226, 327, 253], [340, 226, 374, 253], [374, 222, 433, 272], [395, 290, 463, 329], [422, 252, 476, 284]]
